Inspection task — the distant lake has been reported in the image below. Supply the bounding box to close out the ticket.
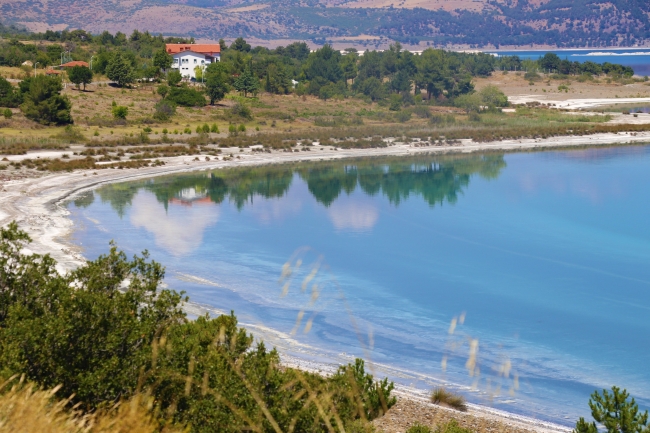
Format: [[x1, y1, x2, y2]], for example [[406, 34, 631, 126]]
[[489, 49, 650, 76], [67, 147, 650, 425]]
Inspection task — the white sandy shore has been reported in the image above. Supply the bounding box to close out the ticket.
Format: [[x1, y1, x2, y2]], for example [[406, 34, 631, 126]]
[[0, 134, 640, 432], [509, 95, 650, 109]]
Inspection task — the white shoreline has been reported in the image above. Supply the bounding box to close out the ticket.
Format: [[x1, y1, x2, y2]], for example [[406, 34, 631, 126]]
[[0, 135, 641, 432]]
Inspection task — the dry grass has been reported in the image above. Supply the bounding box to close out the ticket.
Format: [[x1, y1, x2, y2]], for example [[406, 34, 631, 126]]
[[0, 377, 182, 433], [431, 388, 468, 412]]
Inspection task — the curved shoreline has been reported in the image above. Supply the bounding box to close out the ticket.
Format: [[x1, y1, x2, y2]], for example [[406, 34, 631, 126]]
[[0, 135, 637, 432]]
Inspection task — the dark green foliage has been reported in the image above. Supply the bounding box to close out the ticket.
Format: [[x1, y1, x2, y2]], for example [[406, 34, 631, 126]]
[[67, 65, 93, 90], [167, 86, 207, 107], [167, 70, 182, 87], [204, 62, 229, 104], [20, 75, 72, 125], [153, 48, 173, 72], [575, 387, 650, 433], [157, 84, 169, 99], [230, 37, 251, 52], [0, 76, 21, 108], [0, 223, 185, 407], [106, 52, 135, 87], [233, 67, 260, 97], [3, 108, 12, 119]]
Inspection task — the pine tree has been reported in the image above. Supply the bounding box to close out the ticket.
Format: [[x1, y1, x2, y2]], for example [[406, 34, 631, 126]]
[[105, 52, 135, 87], [575, 387, 650, 433]]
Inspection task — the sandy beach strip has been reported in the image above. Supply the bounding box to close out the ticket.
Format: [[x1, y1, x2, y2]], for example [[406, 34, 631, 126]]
[[0, 133, 640, 432]]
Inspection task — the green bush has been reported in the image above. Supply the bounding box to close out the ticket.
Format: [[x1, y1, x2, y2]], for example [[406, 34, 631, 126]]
[[112, 105, 128, 119], [202, 123, 210, 133], [153, 99, 176, 121], [210, 123, 219, 133], [435, 420, 472, 433], [3, 108, 12, 119], [230, 102, 252, 120], [395, 110, 411, 123], [167, 86, 206, 107], [407, 423, 432, 433]]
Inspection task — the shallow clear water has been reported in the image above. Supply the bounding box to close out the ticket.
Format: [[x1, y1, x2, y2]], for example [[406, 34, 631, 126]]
[[67, 147, 650, 425], [489, 49, 650, 76]]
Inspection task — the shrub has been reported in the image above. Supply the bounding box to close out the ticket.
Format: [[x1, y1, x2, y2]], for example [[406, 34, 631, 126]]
[[347, 419, 377, 433], [435, 420, 472, 433], [230, 102, 252, 120], [202, 123, 210, 133], [3, 108, 12, 119], [395, 110, 411, 123], [112, 105, 129, 119], [183, 127, 192, 134], [210, 123, 219, 133], [431, 388, 467, 411], [167, 86, 206, 107], [411, 105, 432, 119], [407, 423, 432, 433], [238, 124, 246, 132], [524, 70, 541, 81], [153, 99, 176, 121]]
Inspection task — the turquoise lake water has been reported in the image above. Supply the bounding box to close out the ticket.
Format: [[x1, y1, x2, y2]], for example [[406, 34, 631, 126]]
[[489, 49, 650, 76], [67, 147, 650, 425]]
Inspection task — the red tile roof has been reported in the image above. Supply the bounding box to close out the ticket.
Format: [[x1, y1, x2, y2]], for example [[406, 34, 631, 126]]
[[166, 44, 221, 55], [61, 61, 89, 68]]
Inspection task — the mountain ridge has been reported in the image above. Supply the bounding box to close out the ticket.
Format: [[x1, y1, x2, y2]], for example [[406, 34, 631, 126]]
[[1, 0, 649, 47]]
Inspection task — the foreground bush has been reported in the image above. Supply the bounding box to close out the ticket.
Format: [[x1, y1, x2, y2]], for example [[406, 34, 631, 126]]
[[0, 222, 395, 432]]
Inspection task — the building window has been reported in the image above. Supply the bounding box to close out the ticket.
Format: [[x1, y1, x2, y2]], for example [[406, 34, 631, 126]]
[[194, 59, 197, 64]]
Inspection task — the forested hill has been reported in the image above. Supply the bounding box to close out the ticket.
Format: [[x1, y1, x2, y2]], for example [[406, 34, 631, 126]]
[[1, 0, 649, 47]]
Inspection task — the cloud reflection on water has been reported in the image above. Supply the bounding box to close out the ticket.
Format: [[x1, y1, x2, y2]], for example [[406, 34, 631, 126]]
[[130, 191, 219, 256], [327, 196, 379, 232]]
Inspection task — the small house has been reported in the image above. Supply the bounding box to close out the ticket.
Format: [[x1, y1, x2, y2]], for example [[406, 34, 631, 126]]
[[166, 44, 221, 80]]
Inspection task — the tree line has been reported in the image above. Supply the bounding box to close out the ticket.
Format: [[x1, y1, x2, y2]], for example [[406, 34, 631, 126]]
[[0, 30, 636, 125]]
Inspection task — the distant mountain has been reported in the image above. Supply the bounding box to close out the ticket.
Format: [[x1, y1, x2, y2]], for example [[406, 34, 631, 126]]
[[1, 0, 649, 47]]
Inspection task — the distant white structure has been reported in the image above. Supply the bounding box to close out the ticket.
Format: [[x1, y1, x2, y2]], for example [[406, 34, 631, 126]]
[[166, 44, 221, 80]]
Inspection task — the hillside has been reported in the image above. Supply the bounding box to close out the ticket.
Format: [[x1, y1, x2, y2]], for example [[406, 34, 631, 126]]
[[1, 0, 650, 48]]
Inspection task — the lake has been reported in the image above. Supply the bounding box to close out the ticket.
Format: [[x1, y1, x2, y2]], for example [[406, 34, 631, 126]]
[[67, 147, 650, 425], [489, 49, 650, 76]]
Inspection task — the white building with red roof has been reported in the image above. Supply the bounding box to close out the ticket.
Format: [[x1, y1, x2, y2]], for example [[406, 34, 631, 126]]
[[166, 44, 221, 80]]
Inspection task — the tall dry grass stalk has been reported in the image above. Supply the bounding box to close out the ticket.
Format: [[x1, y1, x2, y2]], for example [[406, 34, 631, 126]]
[[0, 376, 183, 433]]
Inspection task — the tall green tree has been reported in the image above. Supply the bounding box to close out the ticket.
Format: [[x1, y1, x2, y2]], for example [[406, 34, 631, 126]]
[[233, 66, 259, 97], [152, 48, 173, 73], [204, 62, 229, 105], [67, 65, 93, 90], [575, 387, 650, 433], [0, 76, 20, 107], [230, 37, 251, 52], [20, 75, 71, 125], [105, 52, 135, 87]]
